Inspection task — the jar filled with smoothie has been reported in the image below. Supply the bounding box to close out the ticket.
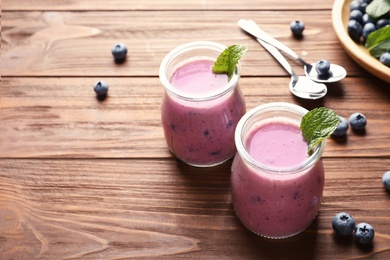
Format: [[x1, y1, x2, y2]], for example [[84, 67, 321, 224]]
[[231, 102, 326, 238], [159, 41, 246, 167]]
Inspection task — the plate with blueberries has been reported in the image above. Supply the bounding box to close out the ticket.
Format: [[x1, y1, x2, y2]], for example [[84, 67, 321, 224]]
[[332, 0, 390, 84]]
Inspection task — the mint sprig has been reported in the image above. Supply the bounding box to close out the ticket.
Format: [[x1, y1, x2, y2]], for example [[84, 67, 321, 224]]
[[300, 107, 339, 154], [212, 44, 248, 79]]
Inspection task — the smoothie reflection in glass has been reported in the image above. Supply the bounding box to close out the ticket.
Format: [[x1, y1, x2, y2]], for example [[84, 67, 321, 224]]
[[231, 102, 325, 238], [159, 41, 246, 167]]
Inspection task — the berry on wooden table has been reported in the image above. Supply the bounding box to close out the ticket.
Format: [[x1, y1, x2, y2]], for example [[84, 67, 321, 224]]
[[94, 81, 109, 97], [332, 116, 349, 137], [290, 21, 305, 37], [332, 212, 356, 236], [382, 171, 390, 191], [355, 223, 375, 244], [349, 112, 367, 131], [111, 43, 128, 60]]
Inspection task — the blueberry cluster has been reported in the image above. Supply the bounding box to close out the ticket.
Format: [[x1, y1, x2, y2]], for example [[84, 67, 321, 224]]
[[331, 112, 367, 137], [332, 212, 375, 244], [347, 0, 390, 67]]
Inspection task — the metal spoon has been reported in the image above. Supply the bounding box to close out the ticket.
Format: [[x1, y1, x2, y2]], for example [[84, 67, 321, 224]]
[[238, 19, 347, 83], [257, 38, 327, 99]]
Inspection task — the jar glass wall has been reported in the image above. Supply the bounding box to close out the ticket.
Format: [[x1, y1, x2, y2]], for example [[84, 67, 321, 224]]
[[231, 102, 325, 238], [159, 41, 246, 167]]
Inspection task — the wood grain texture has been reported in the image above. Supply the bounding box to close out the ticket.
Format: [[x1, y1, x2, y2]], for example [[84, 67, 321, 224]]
[[1, 158, 390, 259], [1, 11, 369, 77], [1, 77, 390, 158], [3, 0, 333, 11], [2, 1, 390, 259]]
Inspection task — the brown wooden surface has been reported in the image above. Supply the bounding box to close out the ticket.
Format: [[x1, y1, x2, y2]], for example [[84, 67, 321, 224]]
[[1, 0, 390, 259]]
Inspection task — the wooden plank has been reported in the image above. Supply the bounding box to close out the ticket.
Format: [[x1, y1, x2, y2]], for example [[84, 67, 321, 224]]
[[1, 77, 390, 158], [1, 158, 390, 259], [1, 10, 368, 77], [3, 0, 333, 11]]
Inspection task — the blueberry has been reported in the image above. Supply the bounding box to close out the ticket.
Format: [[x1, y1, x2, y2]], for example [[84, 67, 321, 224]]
[[94, 81, 109, 96], [315, 60, 331, 76], [349, 10, 364, 24], [362, 23, 376, 41], [349, 112, 367, 131], [332, 212, 356, 236], [348, 20, 363, 42], [290, 21, 305, 37], [376, 19, 389, 29], [383, 171, 390, 191], [111, 43, 128, 60], [355, 222, 375, 244], [332, 116, 349, 137], [362, 13, 374, 25], [380, 52, 390, 67], [350, 0, 367, 13]]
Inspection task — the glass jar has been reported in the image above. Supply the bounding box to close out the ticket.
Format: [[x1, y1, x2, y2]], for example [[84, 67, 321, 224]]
[[159, 41, 246, 167], [231, 102, 325, 238]]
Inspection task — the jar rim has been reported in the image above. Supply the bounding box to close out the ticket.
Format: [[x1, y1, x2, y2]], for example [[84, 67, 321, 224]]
[[235, 102, 326, 174], [159, 41, 241, 101]]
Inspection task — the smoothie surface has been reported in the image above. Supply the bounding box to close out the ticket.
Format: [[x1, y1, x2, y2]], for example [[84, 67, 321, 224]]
[[170, 59, 228, 95], [247, 121, 309, 168]]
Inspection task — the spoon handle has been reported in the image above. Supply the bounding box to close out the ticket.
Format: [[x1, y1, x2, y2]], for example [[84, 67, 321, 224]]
[[238, 19, 307, 65], [256, 38, 296, 78]]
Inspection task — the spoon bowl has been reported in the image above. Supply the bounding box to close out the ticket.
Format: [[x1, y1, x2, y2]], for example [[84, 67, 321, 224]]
[[257, 38, 327, 100], [238, 19, 347, 84], [305, 63, 347, 83]]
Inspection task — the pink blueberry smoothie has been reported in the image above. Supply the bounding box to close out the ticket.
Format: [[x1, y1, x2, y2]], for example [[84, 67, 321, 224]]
[[161, 59, 245, 166], [231, 119, 325, 238]]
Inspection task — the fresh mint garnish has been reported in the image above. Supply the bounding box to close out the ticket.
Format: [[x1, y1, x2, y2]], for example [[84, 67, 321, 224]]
[[365, 26, 390, 58], [366, 0, 390, 20], [300, 107, 339, 154], [212, 44, 248, 79]]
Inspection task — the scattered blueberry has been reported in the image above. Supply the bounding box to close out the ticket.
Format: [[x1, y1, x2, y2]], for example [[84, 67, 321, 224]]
[[355, 222, 375, 244], [380, 52, 390, 67], [349, 112, 367, 131], [362, 23, 376, 41], [290, 21, 305, 37], [94, 81, 109, 96], [315, 60, 331, 76], [332, 212, 356, 236], [332, 116, 349, 137], [111, 43, 128, 60], [347, 20, 362, 42], [382, 171, 390, 191]]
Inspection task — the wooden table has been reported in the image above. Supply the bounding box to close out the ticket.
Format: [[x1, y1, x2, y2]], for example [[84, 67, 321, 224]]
[[1, 0, 390, 259]]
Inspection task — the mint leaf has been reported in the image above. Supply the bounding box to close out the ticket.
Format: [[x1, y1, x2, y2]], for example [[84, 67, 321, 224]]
[[366, 0, 390, 20], [369, 39, 390, 58], [212, 44, 248, 79], [365, 26, 390, 58], [300, 107, 339, 154]]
